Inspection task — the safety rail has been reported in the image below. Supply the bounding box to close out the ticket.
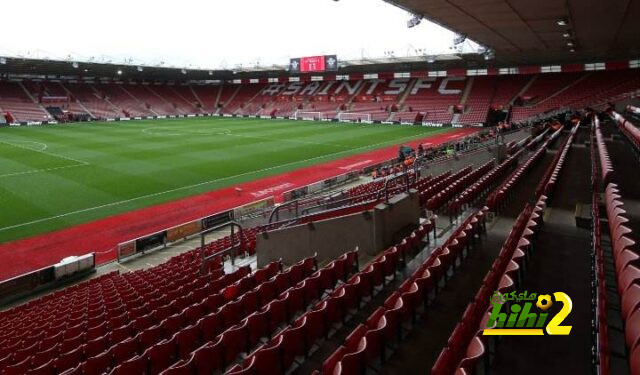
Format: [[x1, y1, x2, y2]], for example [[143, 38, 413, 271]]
[[200, 221, 244, 273]]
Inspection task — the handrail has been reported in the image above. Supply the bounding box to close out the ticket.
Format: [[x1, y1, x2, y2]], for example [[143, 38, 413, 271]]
[[381, 171, 412, 203], [200, 221, 244, 274], [268, 199, 298, 224]]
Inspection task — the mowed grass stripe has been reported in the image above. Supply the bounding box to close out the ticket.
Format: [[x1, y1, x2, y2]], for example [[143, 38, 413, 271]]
[[0, 118, 453, 243]]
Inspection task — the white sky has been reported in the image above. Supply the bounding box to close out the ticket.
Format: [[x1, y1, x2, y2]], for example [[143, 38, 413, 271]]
[[0, 0, 465, 70]]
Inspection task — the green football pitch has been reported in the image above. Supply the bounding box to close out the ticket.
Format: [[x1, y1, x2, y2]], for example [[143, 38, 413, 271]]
[[0, 117, 454, 244]]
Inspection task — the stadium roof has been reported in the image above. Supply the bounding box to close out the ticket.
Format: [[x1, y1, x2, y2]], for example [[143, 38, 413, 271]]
[[384, 0, 640, 65], [0, 53, 491, 81]]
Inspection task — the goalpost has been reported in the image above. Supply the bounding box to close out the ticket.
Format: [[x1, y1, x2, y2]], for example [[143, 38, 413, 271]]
[[293, 111, 324, 121], [337, 112, 372, 123]]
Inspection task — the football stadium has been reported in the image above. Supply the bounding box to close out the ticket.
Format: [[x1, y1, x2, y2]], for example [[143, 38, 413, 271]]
[[0, 0, 639, 374]]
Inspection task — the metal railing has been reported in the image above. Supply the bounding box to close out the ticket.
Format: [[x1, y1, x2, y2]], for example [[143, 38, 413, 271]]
[[199, 221, 244, 274]]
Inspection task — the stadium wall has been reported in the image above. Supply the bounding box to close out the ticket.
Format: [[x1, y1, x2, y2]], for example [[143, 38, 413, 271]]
[[256, 191, 420, 267]]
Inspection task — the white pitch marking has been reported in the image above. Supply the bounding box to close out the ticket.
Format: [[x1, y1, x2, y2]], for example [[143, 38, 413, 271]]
[[0, 163, 88, 178], [2, 140, 49, 151], [0, 129, 462, 232], [0, 139, 89, 165]]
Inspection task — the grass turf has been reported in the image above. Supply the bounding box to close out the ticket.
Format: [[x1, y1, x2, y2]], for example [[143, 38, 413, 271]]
[[0, 117, 454, 244]]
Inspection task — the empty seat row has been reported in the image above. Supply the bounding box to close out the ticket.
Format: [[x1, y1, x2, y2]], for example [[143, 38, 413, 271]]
[[433, 197, 547, 374], [486, 129, 559, 213], [594, 117, 614, 184], [535, 123, 578, 198], [224, 218, 437, 375], [449, 157, 520, 216], [0, 262, 266, 375], [0, 260, 241, 359], [591, 170, 610, 374], [155, 250, 358, 375], [425, 161, 494, 212], [419, 168, 471, 208], [323, 209, 488, 375], [602, 183, 640, 368], [613, 111, 640, 152]]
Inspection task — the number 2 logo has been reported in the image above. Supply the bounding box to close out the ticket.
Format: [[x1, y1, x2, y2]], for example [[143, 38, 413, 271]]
[[546, 292, 573, 335]]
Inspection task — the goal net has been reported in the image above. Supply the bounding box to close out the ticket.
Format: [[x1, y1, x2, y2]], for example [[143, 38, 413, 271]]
[[293, 111, 324, 121], [338, 112, 371, 123]]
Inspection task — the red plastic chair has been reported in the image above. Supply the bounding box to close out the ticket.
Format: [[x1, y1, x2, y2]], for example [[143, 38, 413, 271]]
[[241, 289, 260, 316], [84, 335, 109, 358], [465, 334, 486, 365], [138, 325, 165, 351], [183, 305, 205, 327], [303, 307, 327, 345], [221, 299, 244, 329], [31, 344, 60, 369], [197, 312, 222, 342], [83, 349, 114, 375], [221, 321, 249, 365], [302, 272, 322, 304], [252, 335, 284, 375], [318, 265, 336, 292], [87, 321, 108, 342], [621, 282, 640, 322], [630, 344, 640, 375], [273, 273, 291, 295], [342, 278, 360, 312], [61, 332, 86, 354], [285, 283, 306, 316], [192, 336, 224, 375], [114, 336, 141, 364], [163, 313, 187, 338], [364, 309, 387, 362], [226, 357, 255, 375], [159, 353, 195, 375], [175, 324, 201, 359], [256, 280, 277, 305], [414, 268, 434, 305], [339, 337, 366, 375], [59, 363, 83, 375], [265, 296, 288, 332], [145, 337, 178, 375], [432, 347, 455, 375], [625, 308, 640, 351], [25, 358, 56, 375], [324, 292, 345, 326], [110, 322, 134, 345], [109, 355, 148, 375], [322, 346, 346, 375], [399, 280, 420, 323], [280, 318, 306, 369], [203, 293, 224, 313], [619, 265, 640, 295], [247, 309, 270, 346], [383, 292, 404, 342], [55, 346, 85, 373]]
